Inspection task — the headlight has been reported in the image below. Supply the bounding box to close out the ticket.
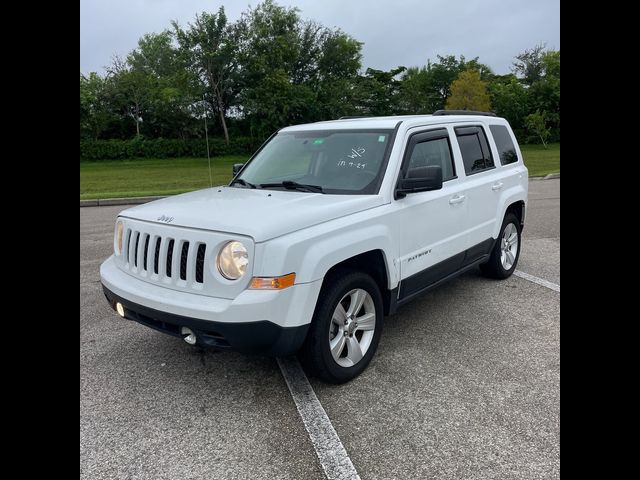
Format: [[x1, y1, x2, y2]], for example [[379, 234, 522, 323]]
[[115, 220, 124, 254], [217, 241, 249, 280]]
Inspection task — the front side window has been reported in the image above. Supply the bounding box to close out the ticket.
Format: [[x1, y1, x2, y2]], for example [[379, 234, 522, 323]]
[[235, 130, 393, 194], [405, 137, 455, 181], [489, 124, 519, 165], [455, 126, 495, 175]]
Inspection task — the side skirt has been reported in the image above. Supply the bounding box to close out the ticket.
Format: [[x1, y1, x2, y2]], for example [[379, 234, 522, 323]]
[[396, 254, 489, 308], [388, 238, 495, 314]]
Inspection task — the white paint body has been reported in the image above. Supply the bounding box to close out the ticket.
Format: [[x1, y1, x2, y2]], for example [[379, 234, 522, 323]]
[[100, 115, 528, 329]]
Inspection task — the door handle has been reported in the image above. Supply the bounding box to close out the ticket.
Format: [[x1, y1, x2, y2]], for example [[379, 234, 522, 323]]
[[492, 182, 504, 191], [449, 194, 466, 205]]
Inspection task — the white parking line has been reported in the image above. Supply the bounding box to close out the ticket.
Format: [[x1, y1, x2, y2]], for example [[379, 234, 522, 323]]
[[277, 357, 361, 480], [514, 270, 560, 292]]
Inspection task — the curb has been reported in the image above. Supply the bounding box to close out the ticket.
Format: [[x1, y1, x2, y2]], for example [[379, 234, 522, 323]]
[[531, 173, 560, 181], [80, 196, 166, 207]]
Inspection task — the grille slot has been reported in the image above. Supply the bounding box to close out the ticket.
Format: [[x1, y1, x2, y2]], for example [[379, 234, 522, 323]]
[[125, 229, 132, 263], [133, 232, 140, 267], [142, 235, 150, 271], [153, 238, 161, 274], [180, 242, 190, 280], [166, 239, 175, 277], [195, 244, 206, 283]]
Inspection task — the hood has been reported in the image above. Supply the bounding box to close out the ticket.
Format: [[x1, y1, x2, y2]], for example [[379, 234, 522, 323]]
[[120, 186, 385, 242]]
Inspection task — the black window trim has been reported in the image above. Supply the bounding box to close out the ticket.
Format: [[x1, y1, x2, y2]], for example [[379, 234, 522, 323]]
[[454, 124, 496, 177], [398, 127, 458, 185]]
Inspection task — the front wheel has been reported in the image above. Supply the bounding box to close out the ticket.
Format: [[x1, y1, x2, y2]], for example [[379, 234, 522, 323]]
[[300, 270, 383, 384], [480, 213, 522, 279]]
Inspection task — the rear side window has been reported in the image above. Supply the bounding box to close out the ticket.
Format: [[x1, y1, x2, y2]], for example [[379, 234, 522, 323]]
[[489, 125, 519, 165], [455, 126, 494, 175]]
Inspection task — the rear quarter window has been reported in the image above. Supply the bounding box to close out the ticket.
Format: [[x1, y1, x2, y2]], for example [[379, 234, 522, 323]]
[[489, 125, 519, 165]]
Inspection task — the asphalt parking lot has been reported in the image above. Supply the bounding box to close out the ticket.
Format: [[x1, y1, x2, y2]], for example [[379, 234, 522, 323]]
[[80, 178, 559, 480]]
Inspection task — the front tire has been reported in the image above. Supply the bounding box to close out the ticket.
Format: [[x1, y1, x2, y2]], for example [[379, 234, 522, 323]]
[[480, 213, 522, 279], [300, 269, 383, 384]]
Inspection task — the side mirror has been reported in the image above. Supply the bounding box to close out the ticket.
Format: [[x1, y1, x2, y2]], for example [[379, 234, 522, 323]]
[[232, 163, 244, 176], [395, 165, 443, 199]]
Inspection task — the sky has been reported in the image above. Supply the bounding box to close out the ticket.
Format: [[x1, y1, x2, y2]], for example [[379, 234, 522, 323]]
[[80, 0, 559, 76]]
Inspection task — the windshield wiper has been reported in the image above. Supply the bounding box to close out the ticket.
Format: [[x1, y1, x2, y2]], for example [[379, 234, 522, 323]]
[[259, 181, 324, 193], [230, 178, 257, 189]]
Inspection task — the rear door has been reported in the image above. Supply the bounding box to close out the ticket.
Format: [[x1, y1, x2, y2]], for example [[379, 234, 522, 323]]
[[452, 124, 503, 257]]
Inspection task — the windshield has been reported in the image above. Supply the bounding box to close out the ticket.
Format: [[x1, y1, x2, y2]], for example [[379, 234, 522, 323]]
[[234, 129, 394, 194]]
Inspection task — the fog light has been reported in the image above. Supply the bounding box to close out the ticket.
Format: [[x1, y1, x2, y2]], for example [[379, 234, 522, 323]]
[[115, 302, 125, 317], [181, 327, 197, 345]]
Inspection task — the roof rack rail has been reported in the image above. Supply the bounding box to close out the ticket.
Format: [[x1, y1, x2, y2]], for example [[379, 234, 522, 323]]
[[338, 115, 371, 120], [432, 110, 496, 117]]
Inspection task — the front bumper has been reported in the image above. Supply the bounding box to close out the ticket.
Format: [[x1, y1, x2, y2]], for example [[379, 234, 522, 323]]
[[103, 286, 308, 355], [100, 256, 322, 355]]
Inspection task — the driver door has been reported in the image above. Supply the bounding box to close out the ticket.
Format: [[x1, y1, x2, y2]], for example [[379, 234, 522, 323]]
[[397, 127, 468, 299]]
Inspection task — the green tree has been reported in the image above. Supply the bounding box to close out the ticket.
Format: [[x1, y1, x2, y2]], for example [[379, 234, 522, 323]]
[[80, 72, 118, 140], [313, 31, 362, 119], [235, 0, 310, 137], [398, 66, 435, 114], [512, 43, 547, 86], [354, 66, 406, 116], [173, 7, 240, 144], [397, 55, 493, 114], [126, 31, 199, 139], [108, 57, 155, 137], [128, 32, 179, 77], [80, 4, 561, 146], [512, 45, 560, 141], [488, 73, 530, 137], [236, 0, 362, 136], [531, 50, 560, 141], [525, 110, 550, 147], [445, 70, 492, 111]]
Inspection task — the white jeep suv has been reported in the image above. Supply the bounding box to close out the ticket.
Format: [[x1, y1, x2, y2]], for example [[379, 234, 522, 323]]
[[100, 111, 528, 383]]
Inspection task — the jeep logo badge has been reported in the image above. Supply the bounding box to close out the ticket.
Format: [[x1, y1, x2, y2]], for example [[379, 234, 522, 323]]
[[157, 215, 174, 223]]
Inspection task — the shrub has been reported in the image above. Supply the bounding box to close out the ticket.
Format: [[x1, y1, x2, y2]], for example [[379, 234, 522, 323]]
[[80, 137, 263, 160]]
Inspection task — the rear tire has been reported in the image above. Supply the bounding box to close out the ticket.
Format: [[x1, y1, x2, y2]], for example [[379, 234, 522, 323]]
[[300, 269, 383, 384], [480, 213, 521, 279]]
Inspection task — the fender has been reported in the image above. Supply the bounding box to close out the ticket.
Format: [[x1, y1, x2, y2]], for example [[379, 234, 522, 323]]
[[492, 178, 528, 238], [254, 207, 399, 289]]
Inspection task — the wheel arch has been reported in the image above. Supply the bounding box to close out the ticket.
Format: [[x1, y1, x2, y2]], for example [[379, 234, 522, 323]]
[[493, 186, 527, 238], [505, 200, 525, 227], [322, 249, 396, 316]]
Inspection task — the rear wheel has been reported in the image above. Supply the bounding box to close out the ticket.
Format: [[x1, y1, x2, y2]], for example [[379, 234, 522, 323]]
[[300, 270, 383, 384], [480, 213, 521, 279]]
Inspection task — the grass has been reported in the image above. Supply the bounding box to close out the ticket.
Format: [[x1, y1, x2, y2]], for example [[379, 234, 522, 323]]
[[80, 156, 249, 200], [80, 143, 559, 199], [520, 143, 560, 177]]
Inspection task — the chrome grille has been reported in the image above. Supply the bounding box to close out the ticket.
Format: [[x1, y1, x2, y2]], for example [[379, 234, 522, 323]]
[[122, 228, 207, 289]]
